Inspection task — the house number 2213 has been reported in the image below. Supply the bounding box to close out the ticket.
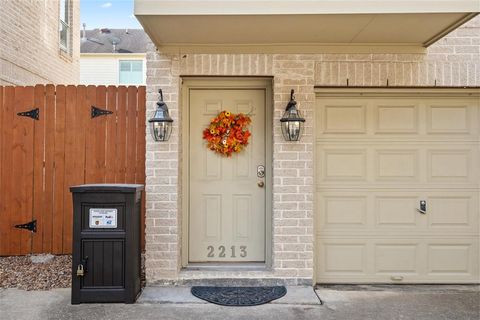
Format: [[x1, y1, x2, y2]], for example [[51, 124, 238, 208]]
[[207, 245, 247, 258]]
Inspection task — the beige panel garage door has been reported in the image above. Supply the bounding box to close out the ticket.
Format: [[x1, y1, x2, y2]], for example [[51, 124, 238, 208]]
[[315, 91, 480, 283]]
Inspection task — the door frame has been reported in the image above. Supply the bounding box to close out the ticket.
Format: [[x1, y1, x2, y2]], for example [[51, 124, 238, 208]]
[[180, 77, 274, 268]]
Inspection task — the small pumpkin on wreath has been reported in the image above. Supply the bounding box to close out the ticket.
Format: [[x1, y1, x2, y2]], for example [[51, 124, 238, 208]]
[[203, 110, 252, 157]]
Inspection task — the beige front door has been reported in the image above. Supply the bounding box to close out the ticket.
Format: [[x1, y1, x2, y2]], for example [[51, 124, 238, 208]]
[[188, 88, 266, 262]]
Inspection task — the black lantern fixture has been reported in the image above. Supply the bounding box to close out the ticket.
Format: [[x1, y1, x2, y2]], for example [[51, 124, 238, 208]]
[[280, 89, 305, 141], [149, 89, 173, 142]]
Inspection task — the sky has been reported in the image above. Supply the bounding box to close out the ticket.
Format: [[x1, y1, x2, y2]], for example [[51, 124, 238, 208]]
[[80, 0, 142, 30]]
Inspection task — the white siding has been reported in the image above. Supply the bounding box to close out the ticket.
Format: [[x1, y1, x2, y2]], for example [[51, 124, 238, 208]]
[[80, 58, 118, 85], [80, 55, 146, 85]]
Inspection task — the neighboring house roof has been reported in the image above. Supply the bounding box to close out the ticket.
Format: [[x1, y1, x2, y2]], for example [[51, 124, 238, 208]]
[[81, 29, 149, 54]]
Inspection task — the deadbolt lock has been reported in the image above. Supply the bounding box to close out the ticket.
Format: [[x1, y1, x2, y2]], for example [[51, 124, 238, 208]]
[[257, 165, 265, 178]]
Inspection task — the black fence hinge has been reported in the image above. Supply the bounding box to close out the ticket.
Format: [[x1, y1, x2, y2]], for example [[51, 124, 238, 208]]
[[14, 220, 37, 233], [17, 108, 39, 120], [91, 106, 113, 118]]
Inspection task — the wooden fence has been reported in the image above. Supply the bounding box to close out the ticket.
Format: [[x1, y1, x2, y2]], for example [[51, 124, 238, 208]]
[[0, 85, 146, 256]]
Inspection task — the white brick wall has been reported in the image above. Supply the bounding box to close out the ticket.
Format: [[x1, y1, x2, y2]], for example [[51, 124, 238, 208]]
[[145, 52, 316, 284], [145, 53, 181, 279], [0, 0, 80, 85], [145, 16, 480, 284], [315, 18, 480, 86]]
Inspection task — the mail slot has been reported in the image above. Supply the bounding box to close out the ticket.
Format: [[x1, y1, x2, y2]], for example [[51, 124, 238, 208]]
[[70, 184, 144, 304]]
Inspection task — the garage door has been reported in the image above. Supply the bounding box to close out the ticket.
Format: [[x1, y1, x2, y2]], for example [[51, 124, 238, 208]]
[[315, 90, 479, 283]]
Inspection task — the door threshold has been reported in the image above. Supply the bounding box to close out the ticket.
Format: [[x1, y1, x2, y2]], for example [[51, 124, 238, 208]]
[[184, 262, 267, 272]]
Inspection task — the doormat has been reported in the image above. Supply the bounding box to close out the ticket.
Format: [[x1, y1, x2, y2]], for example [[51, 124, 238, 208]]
[[191, 286, 287, 306]]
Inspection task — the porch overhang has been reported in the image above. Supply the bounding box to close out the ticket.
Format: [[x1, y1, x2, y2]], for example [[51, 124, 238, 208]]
[[134, 0, 479, 54]]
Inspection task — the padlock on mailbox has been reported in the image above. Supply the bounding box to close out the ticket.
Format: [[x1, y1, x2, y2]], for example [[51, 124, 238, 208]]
[[76, 264, 84, 277]]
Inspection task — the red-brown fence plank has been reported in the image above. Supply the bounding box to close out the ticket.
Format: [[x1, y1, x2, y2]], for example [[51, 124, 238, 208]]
[[0, 86, 7, 255], [116, 86, 128, 183], [85, 86, 98, 183], [1, 87, 15, 255], [95, 86, 107, 183], [126, 86, 138, 183], [136, 86, 146, 184], [62, 85, 78, 253], [0, 86, 4, 254], [52, 85, 66, 254], [22, 87, 35, 254], [12, 86, 35, 254], [74, 85, 88, 187], [58, 85, 88, 254], [105, 86, 118, 183], [137, 86, 147, 250], [42, 85, 56, 254], [9, 87, 22, 255], [32, 85, 46, 253]]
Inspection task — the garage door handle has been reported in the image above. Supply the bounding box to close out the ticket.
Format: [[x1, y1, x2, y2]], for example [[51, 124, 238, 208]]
[[417, 200, 427, 214]]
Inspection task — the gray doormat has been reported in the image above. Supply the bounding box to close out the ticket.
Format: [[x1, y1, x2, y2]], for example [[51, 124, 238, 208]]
[[191, 286, 287, 306]]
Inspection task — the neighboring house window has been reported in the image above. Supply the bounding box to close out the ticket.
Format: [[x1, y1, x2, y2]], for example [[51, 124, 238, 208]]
[[119, 60, 144, 84], [59, 0, 70, 52]]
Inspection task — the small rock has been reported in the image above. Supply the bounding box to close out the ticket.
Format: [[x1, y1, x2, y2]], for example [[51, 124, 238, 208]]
[[1, 253, 145, 291]]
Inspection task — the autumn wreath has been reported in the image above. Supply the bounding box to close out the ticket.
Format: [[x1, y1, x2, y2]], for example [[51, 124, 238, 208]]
[[203, 110, 252, 157]]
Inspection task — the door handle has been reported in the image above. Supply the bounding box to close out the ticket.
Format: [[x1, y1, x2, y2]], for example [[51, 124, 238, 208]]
[[417, 200, 427, 214], [257, 181, 265, 188]]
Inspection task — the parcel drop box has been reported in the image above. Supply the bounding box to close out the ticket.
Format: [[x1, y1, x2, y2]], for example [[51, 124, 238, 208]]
[[70, 184, 144, 304]]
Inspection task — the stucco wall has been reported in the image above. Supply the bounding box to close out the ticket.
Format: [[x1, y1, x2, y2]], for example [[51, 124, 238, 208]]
[[0, 0, 80, 85], [144, 16, 480, 284]]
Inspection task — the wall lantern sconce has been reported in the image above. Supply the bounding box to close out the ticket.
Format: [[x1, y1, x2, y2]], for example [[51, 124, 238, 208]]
[[280, 89, 305, 141], [149, 89, 173, 142]]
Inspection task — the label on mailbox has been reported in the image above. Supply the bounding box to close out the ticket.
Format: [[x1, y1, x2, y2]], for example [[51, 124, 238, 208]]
[[89, 208, 117, 228]]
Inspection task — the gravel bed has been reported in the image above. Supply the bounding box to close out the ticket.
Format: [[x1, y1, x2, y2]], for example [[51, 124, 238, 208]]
[[0, 255, 72, 291], [0, 254, 146, 291]]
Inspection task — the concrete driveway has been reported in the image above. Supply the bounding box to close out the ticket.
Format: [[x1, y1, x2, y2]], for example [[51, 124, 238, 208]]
[[0, 285, 478, 320]]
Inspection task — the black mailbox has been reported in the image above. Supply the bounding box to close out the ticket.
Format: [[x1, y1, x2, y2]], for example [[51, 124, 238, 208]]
[[70, 184, 144, 304]]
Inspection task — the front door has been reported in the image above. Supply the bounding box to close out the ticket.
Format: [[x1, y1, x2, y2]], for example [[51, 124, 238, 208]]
[[188, 88, 266, 262]]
